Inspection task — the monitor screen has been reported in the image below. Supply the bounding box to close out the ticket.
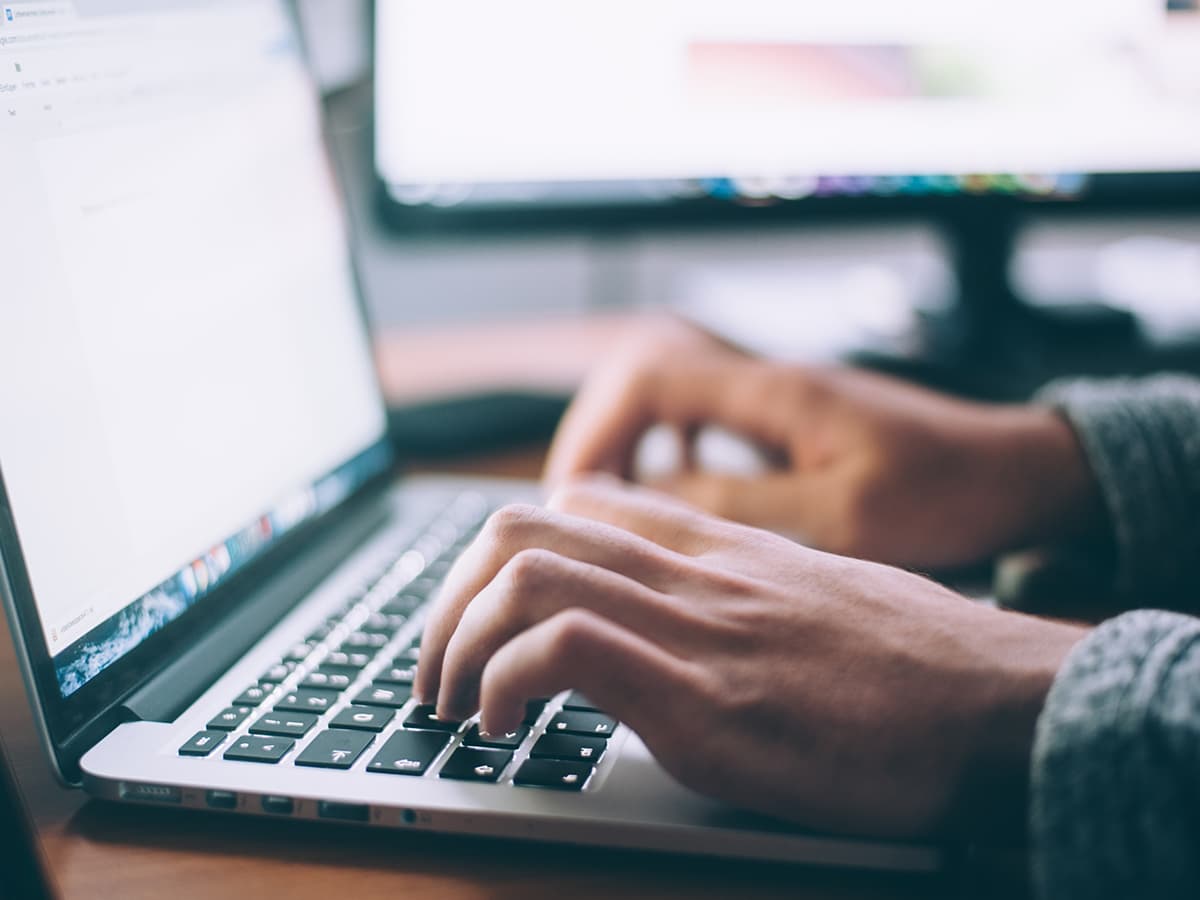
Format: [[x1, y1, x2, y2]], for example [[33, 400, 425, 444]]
[[375, 0, 1200, 212], [0, 0, 390, 698]]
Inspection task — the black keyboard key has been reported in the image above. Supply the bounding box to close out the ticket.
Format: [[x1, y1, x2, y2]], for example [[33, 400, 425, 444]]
[[275, 688, 340, 714], [562, 691, 604, 712], [408, 576, 440, 597], [354, 682, 411, 709], [381, 594, 423, 617], [284, 640, 317, 662], [232, 683, 275, 707], [374, 662, 417, 685], [324, 650, 372, 669], [179, 730, 225, 757], [295, 729, 374, 770], [547, 710, 616, 738], [305, 621, 335, 643], [207, 706, 253, 731], [513, 759, 593, 791], [330, 706, 394, 732], [403, 705, 462, 733], [438, 747, 511, 783], [366, 730, 450, 776], [359, 611, 403, 634], [302, 670, 354, 691], [531, 733, 607, 764], [522, 699, 550, 726], [313, 662, 360, 679], [249, 711, 319, 738], [223, 735, 294, 764], [462, 724, 528, 750], [339, 630, 389, 652], [260, 662, 297, 683], [392, 649, 421, 665]]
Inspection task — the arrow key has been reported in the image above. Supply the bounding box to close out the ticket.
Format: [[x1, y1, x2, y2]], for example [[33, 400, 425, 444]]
[[295, 729, 374, 770], [438, 746, 511, 783]]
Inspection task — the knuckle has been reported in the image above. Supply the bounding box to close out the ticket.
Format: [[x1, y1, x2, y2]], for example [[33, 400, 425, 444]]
[[544, 608, 598, 662], [501, 547, 560, 593], [484, 503, 542, 548]]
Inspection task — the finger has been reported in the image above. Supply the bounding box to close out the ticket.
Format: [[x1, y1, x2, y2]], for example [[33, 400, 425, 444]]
[[435, 550, 699, 721], [657, 472, 825, 528], [477, 607, 699, 749], [547, 475, 726, 555], [544, 354, 789, 487], [415, 502, 692, 704]]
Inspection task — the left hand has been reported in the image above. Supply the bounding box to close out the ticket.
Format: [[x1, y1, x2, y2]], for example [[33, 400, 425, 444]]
[[416, 477, 1087, 838]]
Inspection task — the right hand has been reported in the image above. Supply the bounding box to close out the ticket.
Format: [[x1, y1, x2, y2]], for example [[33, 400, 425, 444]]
[[544, 317, 1102, 570], [416, 478, 1088, 839]]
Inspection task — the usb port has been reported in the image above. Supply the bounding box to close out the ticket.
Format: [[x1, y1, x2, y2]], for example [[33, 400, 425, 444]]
[[317, 800, 368, 822], [206, 790, 237, 810], [261, 795, 294, 815]]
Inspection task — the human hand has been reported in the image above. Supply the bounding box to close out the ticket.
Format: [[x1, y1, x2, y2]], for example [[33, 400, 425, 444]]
[[416, 478, 1087, 838], [544, 317, 1102, 570]]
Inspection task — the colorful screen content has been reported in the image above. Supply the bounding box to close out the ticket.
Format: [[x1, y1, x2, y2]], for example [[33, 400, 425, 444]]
[[376, 0, 1200, 209], [0, 1, 390, 698]]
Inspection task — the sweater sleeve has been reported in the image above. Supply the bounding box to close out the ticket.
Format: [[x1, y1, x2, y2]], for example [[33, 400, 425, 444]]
[[1034, 374, 1200, 603], [1031, 609, 1200, 899]]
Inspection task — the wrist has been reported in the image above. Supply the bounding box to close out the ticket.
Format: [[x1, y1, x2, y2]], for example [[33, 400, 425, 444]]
[[979, 405, 1106, 552], [947, 613, 1090, 843]]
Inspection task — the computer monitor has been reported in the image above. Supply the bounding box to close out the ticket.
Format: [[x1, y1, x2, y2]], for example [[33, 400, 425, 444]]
[[374, 0, 1200, 362], [374, 0, 1200, 225]]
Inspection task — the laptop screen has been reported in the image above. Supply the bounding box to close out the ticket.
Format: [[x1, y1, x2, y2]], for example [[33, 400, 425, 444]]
[[0, 1, 389, 699]]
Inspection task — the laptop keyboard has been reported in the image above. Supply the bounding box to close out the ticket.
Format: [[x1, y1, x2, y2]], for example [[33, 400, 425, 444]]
[[177, 493, 619, 793]]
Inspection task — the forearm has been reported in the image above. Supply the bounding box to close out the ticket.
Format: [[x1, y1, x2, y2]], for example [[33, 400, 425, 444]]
[[1031, 609, 1200, 898]]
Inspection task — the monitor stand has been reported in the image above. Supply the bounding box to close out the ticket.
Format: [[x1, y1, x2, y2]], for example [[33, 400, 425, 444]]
[[855, 204, 1143, 400]]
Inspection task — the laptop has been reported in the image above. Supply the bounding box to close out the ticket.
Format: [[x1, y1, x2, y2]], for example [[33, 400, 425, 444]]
[[0, 0, 938, 873]]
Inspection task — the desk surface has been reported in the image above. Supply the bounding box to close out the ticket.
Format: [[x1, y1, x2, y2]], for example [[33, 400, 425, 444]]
[[0, 326, 976, 900]]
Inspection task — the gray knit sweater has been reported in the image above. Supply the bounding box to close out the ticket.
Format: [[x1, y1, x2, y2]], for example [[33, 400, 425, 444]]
[[1029, 376, 1200, 898]]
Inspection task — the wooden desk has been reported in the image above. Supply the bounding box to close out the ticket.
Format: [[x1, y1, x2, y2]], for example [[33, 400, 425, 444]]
[[0, 323, 972, 899]]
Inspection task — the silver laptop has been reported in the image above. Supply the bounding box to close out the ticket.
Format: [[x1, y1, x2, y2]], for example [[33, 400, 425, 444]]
[[0, 0, 938, 872]]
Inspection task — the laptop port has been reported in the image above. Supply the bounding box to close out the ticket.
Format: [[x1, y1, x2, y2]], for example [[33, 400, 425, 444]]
[[261, 795, 294, 815], [206, 790, 237, 810], [318, 800, 369, 822], [121, 783, 181, 804]]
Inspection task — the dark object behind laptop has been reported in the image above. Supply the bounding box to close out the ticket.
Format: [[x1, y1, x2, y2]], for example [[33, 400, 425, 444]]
[[0, 731, 56, 900]]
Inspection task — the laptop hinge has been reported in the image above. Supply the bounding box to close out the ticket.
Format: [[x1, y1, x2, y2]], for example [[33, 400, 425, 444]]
[[120, 493, 391, 724]]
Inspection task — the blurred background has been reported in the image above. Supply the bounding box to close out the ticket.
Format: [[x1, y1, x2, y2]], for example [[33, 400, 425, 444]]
[[296, 0, 1200, 452]]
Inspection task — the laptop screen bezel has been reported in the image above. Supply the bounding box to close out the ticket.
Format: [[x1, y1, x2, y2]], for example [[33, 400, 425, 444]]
[[0, 0, 399, 784]]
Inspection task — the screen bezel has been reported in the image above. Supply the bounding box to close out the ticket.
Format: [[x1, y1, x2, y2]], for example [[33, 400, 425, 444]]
[[375, 169, 1200, 234], [0, 0, 397, 784]]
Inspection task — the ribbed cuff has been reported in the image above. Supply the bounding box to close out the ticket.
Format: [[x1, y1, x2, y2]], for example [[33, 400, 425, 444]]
[[1035, 376, 1200, 597], [1030, 610, 1200, 899]]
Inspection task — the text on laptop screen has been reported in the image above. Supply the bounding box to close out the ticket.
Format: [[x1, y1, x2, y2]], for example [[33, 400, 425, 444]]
[[0, 0, 389, 697]]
